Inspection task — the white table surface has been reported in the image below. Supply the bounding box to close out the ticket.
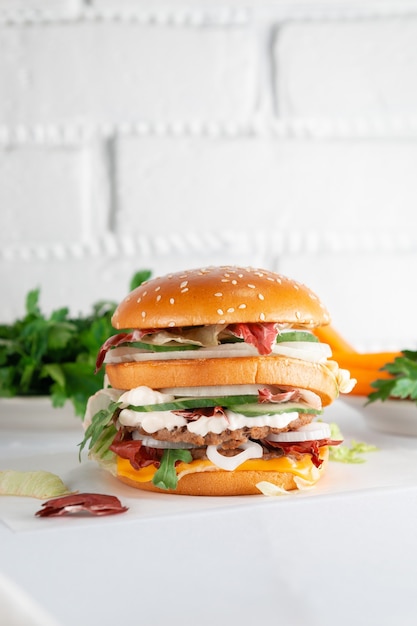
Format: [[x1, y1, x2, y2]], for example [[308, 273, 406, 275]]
[[1, 397, 417, 626]]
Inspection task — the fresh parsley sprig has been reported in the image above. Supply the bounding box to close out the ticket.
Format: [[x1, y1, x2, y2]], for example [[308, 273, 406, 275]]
[[0, 269, 152, 417], [367, 350, 417, 404]]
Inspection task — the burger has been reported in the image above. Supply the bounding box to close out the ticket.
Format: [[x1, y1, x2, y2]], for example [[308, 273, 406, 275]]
[[80, 266, 355, 496]]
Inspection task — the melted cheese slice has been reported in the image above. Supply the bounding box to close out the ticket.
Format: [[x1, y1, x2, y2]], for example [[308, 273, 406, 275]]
[[116, 448, 328, 485]]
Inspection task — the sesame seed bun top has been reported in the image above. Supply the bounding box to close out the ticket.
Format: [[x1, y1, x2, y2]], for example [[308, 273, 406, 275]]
[[111, 266, 331, 330]]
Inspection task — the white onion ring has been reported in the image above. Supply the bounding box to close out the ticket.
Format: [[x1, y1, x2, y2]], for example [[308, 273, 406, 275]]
[[206, 440, 263, 471], [267, 422, 331, 443]]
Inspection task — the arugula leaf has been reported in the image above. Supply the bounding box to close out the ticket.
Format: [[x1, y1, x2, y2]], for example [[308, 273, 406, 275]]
[[367, 351, 417, 404], [78, 401, 121, 459], [152, 449, 193, 490]]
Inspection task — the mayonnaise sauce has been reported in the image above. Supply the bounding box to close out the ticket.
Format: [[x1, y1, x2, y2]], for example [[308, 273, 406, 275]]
[[118, 404, 298, 436]]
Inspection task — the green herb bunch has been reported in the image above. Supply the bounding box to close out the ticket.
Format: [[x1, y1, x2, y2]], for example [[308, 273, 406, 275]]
[[0, 270, 151, 417], [367, 350, 417, 404]]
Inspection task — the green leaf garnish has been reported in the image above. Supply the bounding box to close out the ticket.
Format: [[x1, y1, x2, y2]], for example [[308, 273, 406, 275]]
[[78, 401, 121, 459], [130, 269, 152, 291], [0, 269, 151, 417], [152, 449, 193, 490], [328, 422, 378, 464], [367, 351, 417, 404]]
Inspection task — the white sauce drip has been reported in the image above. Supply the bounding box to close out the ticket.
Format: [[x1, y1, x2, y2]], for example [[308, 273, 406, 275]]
[[119, 409, 187, 433], [118, 404, 298, 436], [119, 386, 174, 406]]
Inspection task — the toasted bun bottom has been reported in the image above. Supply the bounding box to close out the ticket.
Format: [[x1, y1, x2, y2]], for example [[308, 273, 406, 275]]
[[106, 355, 338, 406], [115, 451, 329, 496]]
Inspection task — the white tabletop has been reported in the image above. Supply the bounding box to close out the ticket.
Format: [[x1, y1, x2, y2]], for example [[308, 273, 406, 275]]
[[1, 398, 417, 626]]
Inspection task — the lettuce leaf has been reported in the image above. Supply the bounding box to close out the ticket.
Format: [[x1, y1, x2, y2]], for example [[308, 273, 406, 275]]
[[328, 422, 378, 463], [0, 470, 72, 499]]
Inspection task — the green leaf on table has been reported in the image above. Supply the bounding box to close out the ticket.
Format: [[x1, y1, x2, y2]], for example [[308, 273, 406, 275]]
[[0, 470, 72, 499]]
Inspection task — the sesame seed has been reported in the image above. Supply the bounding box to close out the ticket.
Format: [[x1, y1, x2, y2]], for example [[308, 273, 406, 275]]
[[258, 293, 264, 301], [238, 274, 243, 278], [156, 295, 161, 302], [137, 297, 142, 303], [248, 284, 256, 289], [214, 292, 223, 297], [293, 284, 299, 290], [260, 312, 265, 321], [141, 311, 146, 318], [155, 286, 161, 292], [227, 307, 235, 313], [238, 304, 246, 309], [170, 298, 175, 305], [168, 321, 176, 327], [232, 280, 237, 285], [142, 291, 147, 297], [217, 309, 224, 315], [180, 281, 188, 289], [221, 279, 229, 283], [218, 319, 226, 324], [295, 311, 301, 319], [181, 288, 189, 293]]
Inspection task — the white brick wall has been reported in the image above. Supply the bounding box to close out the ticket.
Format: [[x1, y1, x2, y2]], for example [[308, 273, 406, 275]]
[[1, 0, 417, 351], [0, 22, 256, 125], [276, 19, 417, 118]]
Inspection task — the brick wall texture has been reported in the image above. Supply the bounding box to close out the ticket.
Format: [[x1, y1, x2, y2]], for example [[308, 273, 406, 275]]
[[1, 0, 417, 350]]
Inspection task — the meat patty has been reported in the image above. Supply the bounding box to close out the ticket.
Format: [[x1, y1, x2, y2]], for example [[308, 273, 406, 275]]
[[124, 411, 314, 450]]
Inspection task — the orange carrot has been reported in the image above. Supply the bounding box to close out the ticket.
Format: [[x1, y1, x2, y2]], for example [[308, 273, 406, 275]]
[[313, 325, 357, 353], [311, 326, 403, 396], [331, 350, 402, 372], [344, 366, 393, 396]]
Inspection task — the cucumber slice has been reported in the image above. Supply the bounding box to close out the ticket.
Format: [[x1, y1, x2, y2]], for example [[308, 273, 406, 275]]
[[276, 331, 318, 343], [230, 402, 322, 417], [126, 394, 259, 413], [130, 341, 201, 352]]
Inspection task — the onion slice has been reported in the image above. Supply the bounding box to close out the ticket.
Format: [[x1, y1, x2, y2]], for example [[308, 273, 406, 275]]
[[132, 432, 197, 449], [206, 440, 263, 471], [267, 422, 331, 443], [160, 384, 265, 397], [105, 341, 330, 364]]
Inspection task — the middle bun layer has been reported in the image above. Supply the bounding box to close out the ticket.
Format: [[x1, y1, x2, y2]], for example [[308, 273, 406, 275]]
[[105, 356, 338, 406]]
